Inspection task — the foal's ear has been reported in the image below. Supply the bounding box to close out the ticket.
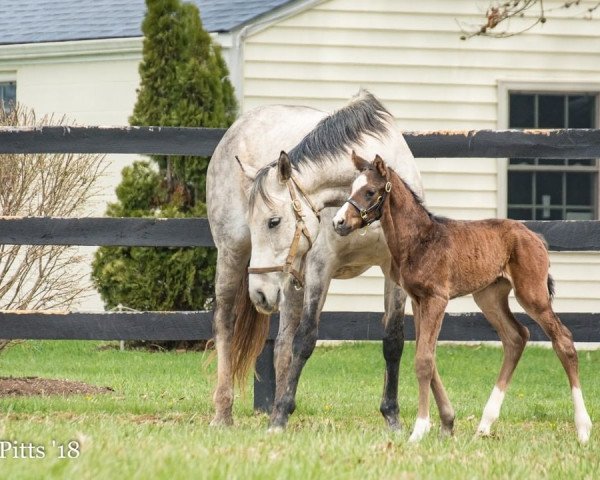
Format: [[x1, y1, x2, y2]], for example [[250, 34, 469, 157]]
[[373, 155, 388, 178], [235, 155, 259, 180], [351, 151, 371, 171], [277, 151, 292, 182]]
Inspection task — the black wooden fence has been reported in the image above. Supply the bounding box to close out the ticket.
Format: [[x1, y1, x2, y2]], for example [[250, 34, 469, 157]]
[[1, 126, 600, 412]]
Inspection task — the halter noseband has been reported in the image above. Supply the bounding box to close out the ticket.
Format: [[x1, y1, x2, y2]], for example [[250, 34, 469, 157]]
[[345, 180, 391, 227], [247, 176, 320, 289]]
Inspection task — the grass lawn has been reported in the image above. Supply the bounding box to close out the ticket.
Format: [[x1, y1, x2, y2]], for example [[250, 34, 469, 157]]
[[0, 340, 598, 479]]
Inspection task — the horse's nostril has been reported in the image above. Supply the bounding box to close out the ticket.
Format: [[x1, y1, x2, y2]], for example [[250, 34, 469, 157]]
[[335, 217, 344, 227], [256, 289, 267, 305]]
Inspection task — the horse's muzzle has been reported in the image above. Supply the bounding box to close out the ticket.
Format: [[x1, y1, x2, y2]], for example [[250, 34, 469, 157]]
[[249, 285, 281, 314]]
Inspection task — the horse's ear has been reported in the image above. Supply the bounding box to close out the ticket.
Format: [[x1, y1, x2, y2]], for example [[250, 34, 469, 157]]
[[351, 151, 370, 171], [373, 155, 388, 178], [278, 151, 292, 182], [236, 156, 259, 180]]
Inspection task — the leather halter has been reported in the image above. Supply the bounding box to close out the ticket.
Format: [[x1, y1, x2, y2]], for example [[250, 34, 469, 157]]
[[345, 181, 392, 227], [247, 176, 320, 289]]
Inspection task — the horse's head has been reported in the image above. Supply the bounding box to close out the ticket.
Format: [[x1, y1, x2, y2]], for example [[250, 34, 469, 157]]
[[333, 152, 391, 236], [241, 151, 321, 314]]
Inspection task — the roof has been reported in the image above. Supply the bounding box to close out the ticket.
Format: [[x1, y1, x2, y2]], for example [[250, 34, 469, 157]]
[[0, 0, 294, 45]]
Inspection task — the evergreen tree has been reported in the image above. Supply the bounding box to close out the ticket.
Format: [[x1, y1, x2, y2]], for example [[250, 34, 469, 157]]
[[92, 0, 236, 320]]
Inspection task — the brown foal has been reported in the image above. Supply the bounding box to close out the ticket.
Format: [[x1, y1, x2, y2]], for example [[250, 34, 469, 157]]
[[333, 152, 592, 443]]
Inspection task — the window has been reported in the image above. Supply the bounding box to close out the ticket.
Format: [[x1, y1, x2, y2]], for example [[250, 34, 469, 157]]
[[0, 81, 16, 113], [507, 93, 597, 220]]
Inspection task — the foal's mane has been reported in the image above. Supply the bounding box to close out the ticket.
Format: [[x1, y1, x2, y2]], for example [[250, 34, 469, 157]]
[[249, 90, 393, 211], [390, 168, 448, 224]]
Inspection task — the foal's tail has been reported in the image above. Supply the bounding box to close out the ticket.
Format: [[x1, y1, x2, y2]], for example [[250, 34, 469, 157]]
[[547, 274, 555, 300], [536, 232, 555, 300], [230, 267, 270, 389]]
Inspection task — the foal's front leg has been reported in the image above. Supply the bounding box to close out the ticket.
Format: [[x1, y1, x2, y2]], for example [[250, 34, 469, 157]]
[[409, 295, 448, 443]]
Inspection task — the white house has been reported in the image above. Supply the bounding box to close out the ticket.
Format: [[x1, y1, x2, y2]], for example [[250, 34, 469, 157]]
[[1, 0, 599, 314]]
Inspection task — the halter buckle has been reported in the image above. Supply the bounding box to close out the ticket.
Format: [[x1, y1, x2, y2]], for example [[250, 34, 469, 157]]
[[292, 199, 303, 213], [385, 182, 392, 193]]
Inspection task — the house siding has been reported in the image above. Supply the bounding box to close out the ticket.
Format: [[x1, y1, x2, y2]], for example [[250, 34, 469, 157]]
[[243, 0, 600, 313]]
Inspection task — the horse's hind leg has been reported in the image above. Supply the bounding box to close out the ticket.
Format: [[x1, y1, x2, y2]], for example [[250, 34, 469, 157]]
[[473, 278, 529, 436], [412, 299, 455, 437], [512, 269, 592, 443], [379, 277, 406, 431], [210, 248, 248, 426]]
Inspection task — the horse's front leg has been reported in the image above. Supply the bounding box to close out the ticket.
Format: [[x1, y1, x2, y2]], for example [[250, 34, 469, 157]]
[[379, 274, 407, 431], [274, 284, 304, 401], [269, 260, 332, 431]]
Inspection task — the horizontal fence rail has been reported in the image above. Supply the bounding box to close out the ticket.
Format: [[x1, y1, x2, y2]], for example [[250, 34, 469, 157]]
[[1, 126, 600, 411], [0, 217, 598, 251], [0, 217, 215, 247], [0, 311, 598, 342], [0, 126, 599, 158]]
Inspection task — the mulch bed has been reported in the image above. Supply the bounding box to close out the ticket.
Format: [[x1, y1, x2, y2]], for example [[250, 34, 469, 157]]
[[0, 377, 114, 396]]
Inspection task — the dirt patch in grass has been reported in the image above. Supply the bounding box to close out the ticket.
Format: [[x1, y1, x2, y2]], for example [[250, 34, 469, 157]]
[[0, 377, 114, 396]]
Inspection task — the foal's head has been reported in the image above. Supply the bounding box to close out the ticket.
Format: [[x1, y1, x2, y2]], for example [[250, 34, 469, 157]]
[[333, 152, 391, 236]]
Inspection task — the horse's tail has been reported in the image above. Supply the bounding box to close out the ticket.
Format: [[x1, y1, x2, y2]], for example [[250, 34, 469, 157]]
[[230, 268, 270, 389]]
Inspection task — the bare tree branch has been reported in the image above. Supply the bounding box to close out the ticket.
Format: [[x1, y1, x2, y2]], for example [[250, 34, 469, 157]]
[[0, 105, 107, 350], [459, 1, 600, 39]]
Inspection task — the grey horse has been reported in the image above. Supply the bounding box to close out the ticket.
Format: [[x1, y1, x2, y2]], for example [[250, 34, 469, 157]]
[[206, 91, 449, 432]]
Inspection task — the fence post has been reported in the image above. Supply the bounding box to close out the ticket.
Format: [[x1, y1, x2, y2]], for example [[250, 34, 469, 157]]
[[254, 340, 275, 413]]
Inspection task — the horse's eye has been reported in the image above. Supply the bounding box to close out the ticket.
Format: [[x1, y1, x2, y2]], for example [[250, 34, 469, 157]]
[[365, 189, 375, 199], [268, 217, 281, 229]]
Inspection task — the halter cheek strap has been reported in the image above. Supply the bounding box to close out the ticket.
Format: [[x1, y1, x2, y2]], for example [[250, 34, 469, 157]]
[[345, 181, 391, 227], [247, 176, 320, 289]]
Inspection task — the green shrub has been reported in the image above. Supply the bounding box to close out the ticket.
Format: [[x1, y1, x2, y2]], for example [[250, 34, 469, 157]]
[[92, 0, 236, 321]]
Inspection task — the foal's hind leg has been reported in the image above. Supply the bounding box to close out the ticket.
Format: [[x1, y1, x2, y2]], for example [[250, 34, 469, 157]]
[[379, 277, 406, 431], [473, 278, 529, 436], [513, 272, 592, 443]]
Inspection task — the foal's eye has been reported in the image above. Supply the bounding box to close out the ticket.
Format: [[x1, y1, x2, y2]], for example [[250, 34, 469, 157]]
[[365, 189, 375, 199], [268, 217, 281, 229]]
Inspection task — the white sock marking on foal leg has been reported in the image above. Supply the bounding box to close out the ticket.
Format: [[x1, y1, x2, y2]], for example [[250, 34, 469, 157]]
[[408, 416, 431, 443], [477, 386, 505, 436], [572, 387, 592, 444]]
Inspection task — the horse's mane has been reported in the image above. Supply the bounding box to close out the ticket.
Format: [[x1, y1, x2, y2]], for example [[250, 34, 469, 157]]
[[249, 90, 394, 211]]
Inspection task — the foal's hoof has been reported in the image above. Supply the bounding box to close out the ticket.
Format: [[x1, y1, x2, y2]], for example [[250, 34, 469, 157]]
[[408, 417, 431, 443], [209, 415, 233, 428], [576, 415, 592, 444]]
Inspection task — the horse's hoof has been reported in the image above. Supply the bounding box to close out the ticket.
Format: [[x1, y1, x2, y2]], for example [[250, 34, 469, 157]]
[[267, 425, 285, 434], [386, 418, 402, 432], [209, 416, 233, 428], [440, 425, 454, 438]]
